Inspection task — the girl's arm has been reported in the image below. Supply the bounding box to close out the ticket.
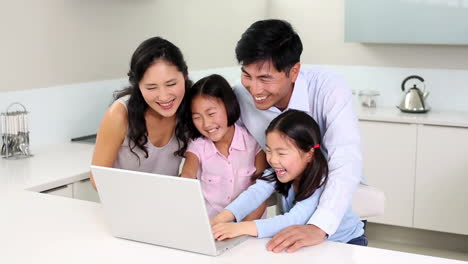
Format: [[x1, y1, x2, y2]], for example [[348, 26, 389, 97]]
[[212, 221, 258, 241], [210, 176, 275, 240], [210, 209, 235, 225], [243, 202, 267, 221], [243, 151, 268, 221], [211, 177, 275, 226], [90, 102, 128, 188], [213, 192, 321, 241], [253, 151, 268, 177], [254, 187, 324, 239], [179, 152, 199, 179]]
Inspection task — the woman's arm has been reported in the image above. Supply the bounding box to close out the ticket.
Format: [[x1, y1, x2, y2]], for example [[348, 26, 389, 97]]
[[243, 151, 268, 221], [90, 102, 128, 188], [179, 152, 199, 179]]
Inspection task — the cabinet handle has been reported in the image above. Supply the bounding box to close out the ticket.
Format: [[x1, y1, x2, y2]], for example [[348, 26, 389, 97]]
[[41, 185, 68, 193]]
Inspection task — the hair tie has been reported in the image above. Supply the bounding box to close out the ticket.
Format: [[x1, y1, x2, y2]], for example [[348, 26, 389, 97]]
[[313, 144, 320, 149]]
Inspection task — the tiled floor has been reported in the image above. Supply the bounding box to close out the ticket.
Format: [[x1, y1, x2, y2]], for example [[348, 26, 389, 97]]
[[366, 223, 468, 262], [369, 240, 468, 262], [266, 206, 468, 262]]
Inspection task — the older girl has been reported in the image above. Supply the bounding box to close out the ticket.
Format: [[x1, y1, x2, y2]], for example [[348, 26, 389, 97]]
[[180, 74, 267, 219]]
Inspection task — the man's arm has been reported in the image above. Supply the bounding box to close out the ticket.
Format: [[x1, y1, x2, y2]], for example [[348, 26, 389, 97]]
[[266, 72, 362, 252], [307, 73, 362, 235]]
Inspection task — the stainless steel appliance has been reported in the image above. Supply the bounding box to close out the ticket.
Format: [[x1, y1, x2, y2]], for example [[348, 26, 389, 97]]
[[397, 75, 430, 113]]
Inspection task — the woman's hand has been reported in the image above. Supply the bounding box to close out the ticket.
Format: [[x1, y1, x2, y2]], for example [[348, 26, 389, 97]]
[[212, 222, 257, 241]]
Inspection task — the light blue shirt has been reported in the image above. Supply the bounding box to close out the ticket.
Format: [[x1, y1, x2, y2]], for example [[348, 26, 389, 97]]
[[225, 170, 364, 242], [233, 65, 364, 236]]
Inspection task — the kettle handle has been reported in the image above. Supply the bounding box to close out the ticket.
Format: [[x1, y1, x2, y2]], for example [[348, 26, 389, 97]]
[[402, 75, 425, 92]]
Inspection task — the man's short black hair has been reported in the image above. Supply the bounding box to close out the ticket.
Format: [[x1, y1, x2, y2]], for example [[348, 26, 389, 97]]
[[235, 19, 303, 74]]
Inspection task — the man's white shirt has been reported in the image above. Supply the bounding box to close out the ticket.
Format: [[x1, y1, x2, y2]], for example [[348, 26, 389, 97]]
[[233, 65, 364, 236]]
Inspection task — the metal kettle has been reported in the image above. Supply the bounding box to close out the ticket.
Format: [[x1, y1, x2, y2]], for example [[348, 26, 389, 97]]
[[397, 75, 430, 113]]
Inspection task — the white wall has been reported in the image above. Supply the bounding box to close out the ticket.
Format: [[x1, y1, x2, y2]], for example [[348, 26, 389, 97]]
[[265, 0, 468, 112], [149, 0, 268, 71], [0, 79, 126, 147], [2, 1, 468, 147], [0, 0, 267, 147], [0, 0, 267, 92], [268, 0, 468, 70]]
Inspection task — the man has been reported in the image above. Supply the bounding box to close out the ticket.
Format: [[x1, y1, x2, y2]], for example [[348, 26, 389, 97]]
[[233, 19, 364, 252]]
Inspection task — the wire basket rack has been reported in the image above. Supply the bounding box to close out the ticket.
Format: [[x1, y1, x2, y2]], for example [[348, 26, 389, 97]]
[[1, 102, 33, 159]]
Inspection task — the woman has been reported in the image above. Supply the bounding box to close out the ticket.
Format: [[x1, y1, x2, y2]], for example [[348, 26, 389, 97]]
[[91, 37, 191, 187]]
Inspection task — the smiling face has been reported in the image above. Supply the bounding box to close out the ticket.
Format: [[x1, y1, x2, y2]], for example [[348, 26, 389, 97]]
[[191, 95, 233, 143], [240, 61, 300, 111], [139, 60, 186, 118], [265, 130, 313, 184]]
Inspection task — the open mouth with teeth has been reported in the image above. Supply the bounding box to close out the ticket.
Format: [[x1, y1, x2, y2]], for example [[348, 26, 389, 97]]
[[157, 99, 175, 110], [275, 168, 286, 177], [206, 126, 220, 134], [254, 95, 268, 103]]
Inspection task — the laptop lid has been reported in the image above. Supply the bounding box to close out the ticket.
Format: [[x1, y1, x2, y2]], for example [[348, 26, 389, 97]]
[[91, 165, 219, 256]]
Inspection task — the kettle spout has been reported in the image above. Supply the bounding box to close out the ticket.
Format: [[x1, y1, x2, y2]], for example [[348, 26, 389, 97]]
[[423, 91, 430, 99]]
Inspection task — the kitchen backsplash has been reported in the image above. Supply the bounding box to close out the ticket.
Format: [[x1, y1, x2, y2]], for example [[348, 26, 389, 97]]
[[1, 65, 467, 147]]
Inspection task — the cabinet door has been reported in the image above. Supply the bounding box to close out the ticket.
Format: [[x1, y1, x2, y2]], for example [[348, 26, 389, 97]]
[[360, 121, 417, 227], [73, 178, 100, 203], [414, 125, 468, 235]]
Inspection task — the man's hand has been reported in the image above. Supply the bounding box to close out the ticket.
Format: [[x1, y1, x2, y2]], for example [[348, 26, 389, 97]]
[[266, 225, 327, 253]]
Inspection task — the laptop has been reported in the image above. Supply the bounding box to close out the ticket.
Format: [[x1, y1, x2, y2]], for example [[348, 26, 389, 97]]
[[90, 165, 248, 256]]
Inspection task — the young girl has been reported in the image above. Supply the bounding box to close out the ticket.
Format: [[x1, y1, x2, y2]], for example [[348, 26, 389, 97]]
[[211, 109, 365, 247], [180, 74, 268, 219], [91, 37, 191, 187]]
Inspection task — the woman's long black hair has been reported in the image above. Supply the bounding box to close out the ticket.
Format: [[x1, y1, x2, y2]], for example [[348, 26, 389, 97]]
[[260, 109, 329, 202], [114, 36, 192, 159]]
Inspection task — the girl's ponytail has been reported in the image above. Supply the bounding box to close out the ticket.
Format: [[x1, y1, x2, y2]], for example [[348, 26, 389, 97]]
[[295, 145, 328, 202]]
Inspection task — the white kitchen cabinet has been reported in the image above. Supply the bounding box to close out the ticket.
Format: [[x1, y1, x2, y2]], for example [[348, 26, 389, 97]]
[[360, 121, 417, 227], [73, 178, 100, 203], [41, 184, 73, 198], [39, 172, 100, 202], [414, 124, 468, 235]]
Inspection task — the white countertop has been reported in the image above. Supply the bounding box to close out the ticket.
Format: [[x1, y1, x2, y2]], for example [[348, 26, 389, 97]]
[[1, 190, 466, 264], [1, 123, 467, 263], [0, 142, 94, 193], [357, 107, 468, 128]]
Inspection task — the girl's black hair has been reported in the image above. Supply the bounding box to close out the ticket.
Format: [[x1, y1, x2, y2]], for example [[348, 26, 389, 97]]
[[184, 74, 240, 140], [114, 36, 192, 160], [260, 109, 328, 202]]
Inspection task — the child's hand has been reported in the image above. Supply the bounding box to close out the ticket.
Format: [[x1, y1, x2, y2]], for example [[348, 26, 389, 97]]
[[210, 210, 235, 226], [212, 222, 257, 241], [210, 217, 224, 226], [212, 223, 244, 241]]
